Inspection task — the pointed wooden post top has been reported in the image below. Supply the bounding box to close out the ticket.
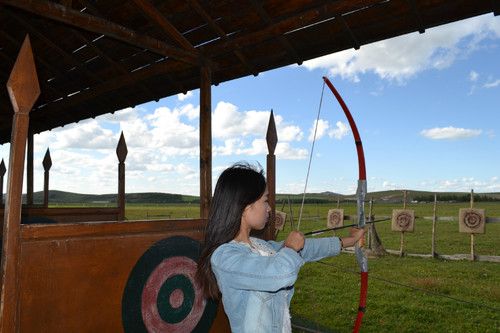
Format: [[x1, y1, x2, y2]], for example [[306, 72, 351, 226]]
[[0, 159, 5, 176], [266, 110, 277, 155], [6, 35, 40, 115], [116, 132, 128, 163], [42, 148, 52, 171]]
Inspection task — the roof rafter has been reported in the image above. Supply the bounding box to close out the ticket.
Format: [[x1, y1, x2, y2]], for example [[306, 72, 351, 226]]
[[187, 0, 258, 76], [131, 0, 197, 52], [204, 0, 384, 56], [0, 0, 201, 65]]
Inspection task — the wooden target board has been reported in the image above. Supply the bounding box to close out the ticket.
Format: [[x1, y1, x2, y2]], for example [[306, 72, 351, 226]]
[[274, 210, 287, 231], [327, 209, 344, 228], [391, 209, 415, 232], [459, 208, 485, 234], [122, 236, 217, 332]]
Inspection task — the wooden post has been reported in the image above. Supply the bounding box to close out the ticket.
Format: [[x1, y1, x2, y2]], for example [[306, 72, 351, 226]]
[[368, 198, 373, 249], [287, 196, 294, 230], [265, 110, 277, 240], [0, 35, 40, 332], [0, 159, 5, 205], [42, 148, 52, 208], [199, 66, 212, 219], [470, 189, 475, 261], [431, 193, 437, 258], [400, 190, 407, 257], [116, 132, 128, 221], [27, 129, 34, 205]]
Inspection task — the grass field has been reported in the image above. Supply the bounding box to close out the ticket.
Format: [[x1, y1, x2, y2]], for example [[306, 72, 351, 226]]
[[275, 202, 500, 333], [121, 200, 499, 332]]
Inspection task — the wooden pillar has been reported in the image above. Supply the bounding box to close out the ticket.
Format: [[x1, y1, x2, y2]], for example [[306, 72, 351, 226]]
[[470, 189, 475, 261], [264, 110, 277, 240], [0, 35, 40, 332], [199, 66, 212, 219], [42, 148, 52, 207], [116, 132, 128, 221], [0, 159, 5, 205], [431, 193, 437, 258], [27, 129, 34, 205]]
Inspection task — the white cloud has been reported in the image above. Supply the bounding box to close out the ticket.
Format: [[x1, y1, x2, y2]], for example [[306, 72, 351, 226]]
[[483, 79, 500, 88], [35, 119, 117, 150], [147, 106, 199, 151], [213, 101, 268, 139], [420, 126, 482, 140], [303, 14, 500, 82], [328, 121, 350, 140], [469, 70, 479, 81], [177, 91, 193, 101], [308, 119, 329, 141]]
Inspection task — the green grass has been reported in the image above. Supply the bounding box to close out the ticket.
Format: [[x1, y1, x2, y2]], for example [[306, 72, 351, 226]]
[[125, 203, 200, 220], [276, 202, 500, 332], [51, 201, 500, 332]]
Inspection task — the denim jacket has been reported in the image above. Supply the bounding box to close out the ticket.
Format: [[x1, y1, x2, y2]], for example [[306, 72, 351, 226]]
[[211, 236, 341, 332]]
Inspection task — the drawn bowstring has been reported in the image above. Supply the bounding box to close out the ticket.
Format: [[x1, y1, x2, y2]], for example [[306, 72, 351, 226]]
[[296, 80, 326, 231]]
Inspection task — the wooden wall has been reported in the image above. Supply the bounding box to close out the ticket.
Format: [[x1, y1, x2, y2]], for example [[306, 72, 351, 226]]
[[13, 219, 229, 332]]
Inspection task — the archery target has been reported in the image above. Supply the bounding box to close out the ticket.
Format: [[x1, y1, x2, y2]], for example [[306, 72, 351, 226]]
[[327, 209, 344, 228], [274, 210, 287, 231], [459, 208, 485, 234], [122, 236, 217, 332], [391, 209, 415, 232]]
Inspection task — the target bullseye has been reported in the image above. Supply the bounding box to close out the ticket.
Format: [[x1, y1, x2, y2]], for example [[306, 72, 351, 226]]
[[122, 236, 217, 332]]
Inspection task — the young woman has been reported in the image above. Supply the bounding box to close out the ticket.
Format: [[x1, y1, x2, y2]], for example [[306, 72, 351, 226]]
[[196, 163, 364, 332]]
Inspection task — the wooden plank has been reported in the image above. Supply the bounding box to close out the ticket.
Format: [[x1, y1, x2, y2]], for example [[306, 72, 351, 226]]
[[18, 224, 207, 331], [20, 219, 205, 241], [0, 0, 200, 64], [0, 34, 40, 332]]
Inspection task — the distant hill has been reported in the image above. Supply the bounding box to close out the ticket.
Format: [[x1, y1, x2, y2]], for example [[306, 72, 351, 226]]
[[276, 190, 500, 204], [12, 189, 500, 205], [22, 190, 199, 204]]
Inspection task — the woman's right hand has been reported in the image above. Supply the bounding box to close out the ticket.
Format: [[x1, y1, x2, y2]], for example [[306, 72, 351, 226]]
[[284, 231, 305, 252]]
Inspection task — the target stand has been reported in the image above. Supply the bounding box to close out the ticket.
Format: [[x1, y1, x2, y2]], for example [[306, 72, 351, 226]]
[[391, 209, 415, 256], [274, 210, 287, 237], [122, 236, 217, 332], [327, 209, 344, 230], [459, 208, 485, 234]]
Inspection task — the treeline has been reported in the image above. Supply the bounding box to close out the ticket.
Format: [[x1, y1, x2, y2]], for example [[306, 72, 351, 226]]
[[414, 194, 500, 202], [276, 197, 334, 204]]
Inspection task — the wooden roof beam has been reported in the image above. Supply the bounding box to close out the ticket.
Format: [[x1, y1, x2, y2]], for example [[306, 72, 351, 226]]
[[131, 0, 197, 52], [205, 0, 384, 56], [9, 9, 105, 84], [249, 0, 303, 65], [30, 59, 193, 124], [0, 0, 201, 65], [407, 0, 425, 34], [187, 0, 258, 76], [338, 15, 360, 50], [76, 0, 189, 98], [0, 30, 68, 99]]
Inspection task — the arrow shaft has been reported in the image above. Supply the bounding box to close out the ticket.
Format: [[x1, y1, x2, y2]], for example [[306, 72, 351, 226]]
[[304, 218, 390, 236]]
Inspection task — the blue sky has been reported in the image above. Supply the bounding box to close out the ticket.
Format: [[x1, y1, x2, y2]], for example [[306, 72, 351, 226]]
[[1, 13, 499, 195]]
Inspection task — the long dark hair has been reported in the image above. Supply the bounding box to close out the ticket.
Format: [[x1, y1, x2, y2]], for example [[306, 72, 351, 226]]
[[196, 162, 266, 299]]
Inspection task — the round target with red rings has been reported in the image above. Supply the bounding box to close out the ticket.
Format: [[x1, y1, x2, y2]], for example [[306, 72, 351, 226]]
[[122, 236, 217, 332]]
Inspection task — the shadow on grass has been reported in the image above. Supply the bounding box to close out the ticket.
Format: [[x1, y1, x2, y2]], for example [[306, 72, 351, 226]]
[[292, 316, 340, 333]]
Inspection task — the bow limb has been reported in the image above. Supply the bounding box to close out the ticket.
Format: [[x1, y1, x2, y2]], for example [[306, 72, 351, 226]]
[[322, 76, 368, 333]]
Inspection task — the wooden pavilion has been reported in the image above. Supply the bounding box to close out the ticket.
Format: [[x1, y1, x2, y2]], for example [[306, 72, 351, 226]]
[[0, 1, 497, 332]]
